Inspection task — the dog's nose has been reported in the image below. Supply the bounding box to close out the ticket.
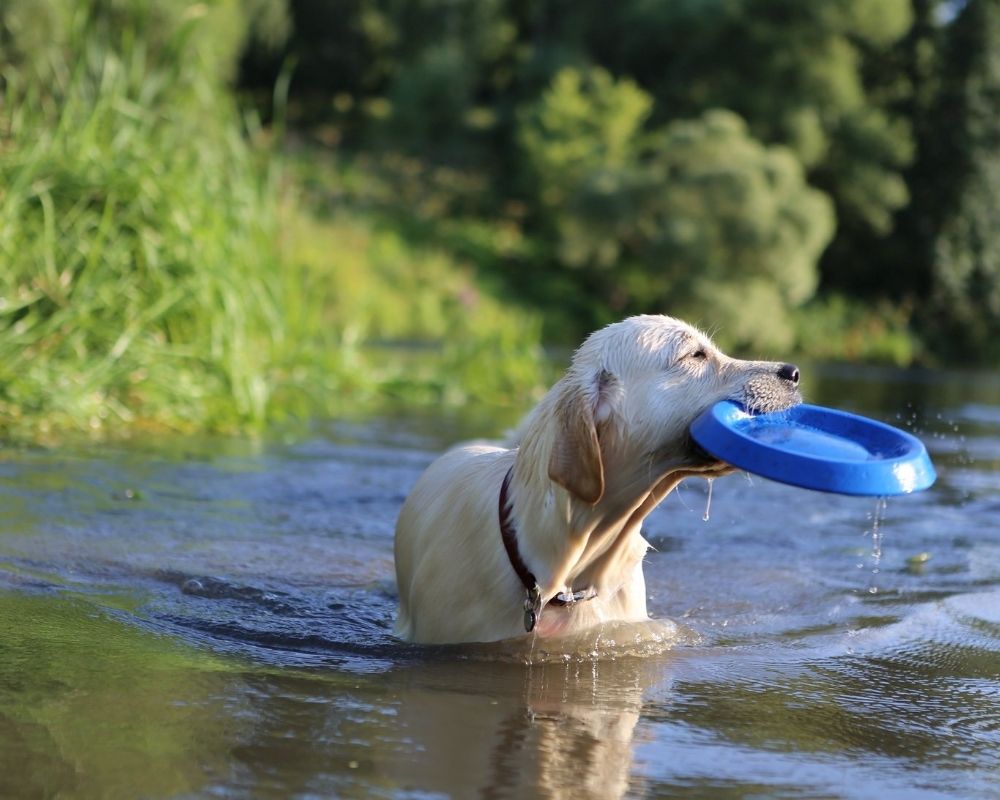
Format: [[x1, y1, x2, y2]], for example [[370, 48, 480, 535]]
[[777, 363, 800, 385]]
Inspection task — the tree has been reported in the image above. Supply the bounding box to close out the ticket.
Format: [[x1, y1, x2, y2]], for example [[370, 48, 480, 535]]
[[518, 68, 835, 351], [925, 0, 1000, 361], [579, 0, 915, 295]]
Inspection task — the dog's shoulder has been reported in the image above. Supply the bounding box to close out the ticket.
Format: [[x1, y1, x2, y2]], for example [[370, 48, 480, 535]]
[[409, 440, 514, 502], [448, 438, 506, 453], [429, 440, 510, 472]]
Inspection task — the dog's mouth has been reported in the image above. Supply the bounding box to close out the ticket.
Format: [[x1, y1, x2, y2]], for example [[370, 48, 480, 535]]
[[682, 426, 735, 472], [682, 379, 801, 470], [686, 436, 724, 468]]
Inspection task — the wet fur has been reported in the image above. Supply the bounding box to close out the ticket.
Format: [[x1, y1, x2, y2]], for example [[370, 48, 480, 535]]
[[394, 315, 800, 644]]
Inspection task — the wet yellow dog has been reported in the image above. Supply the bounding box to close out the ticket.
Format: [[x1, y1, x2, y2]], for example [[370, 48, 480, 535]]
[[394, 315, 800, 644]]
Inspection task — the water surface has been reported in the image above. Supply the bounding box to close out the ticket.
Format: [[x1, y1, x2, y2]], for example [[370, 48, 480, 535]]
[[1, 366, 998, 798]]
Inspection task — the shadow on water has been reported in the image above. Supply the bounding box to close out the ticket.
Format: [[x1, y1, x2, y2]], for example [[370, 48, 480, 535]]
[[1, 363, 1000, 798]]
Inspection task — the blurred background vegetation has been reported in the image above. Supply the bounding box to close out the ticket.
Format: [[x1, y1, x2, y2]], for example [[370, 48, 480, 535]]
[[1, 0, 997, 440]]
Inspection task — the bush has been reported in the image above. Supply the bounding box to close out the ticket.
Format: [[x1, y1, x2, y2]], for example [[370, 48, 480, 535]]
[[790, 296, 919, 365], [518, 68, 835, 352]]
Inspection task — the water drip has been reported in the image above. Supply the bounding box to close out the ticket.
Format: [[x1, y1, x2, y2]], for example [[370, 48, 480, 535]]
[[702, 477, 714, 522], [867, 496, 888, 594]]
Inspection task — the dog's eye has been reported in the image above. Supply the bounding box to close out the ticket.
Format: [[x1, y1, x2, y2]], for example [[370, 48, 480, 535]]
[[688, 349, 708, 361]]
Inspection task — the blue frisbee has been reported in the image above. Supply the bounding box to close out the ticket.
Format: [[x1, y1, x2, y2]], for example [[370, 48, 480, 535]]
[[690, 401, 936, 496]]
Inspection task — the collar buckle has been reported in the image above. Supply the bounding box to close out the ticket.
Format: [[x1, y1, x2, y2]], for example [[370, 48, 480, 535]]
[[554, 588, 597, 605]]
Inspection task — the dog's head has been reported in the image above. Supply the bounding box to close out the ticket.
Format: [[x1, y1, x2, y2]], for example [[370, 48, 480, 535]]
[[546, 314, 801, 504]]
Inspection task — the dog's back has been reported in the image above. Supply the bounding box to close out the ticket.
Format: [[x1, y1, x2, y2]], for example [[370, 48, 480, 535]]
[[394, 443, 521, 643]]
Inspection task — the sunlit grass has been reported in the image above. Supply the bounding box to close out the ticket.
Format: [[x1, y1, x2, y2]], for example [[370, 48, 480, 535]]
[[0, 36, 545, 442], [269, 208, 547, 420]]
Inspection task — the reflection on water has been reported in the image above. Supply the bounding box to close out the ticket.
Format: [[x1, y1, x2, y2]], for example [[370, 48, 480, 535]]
[[0, 594, 238, 799], [0, 364, 999, 798]]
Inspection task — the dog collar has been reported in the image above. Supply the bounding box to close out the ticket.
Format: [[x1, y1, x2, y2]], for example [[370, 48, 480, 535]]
[[498, 466, 595, 632]]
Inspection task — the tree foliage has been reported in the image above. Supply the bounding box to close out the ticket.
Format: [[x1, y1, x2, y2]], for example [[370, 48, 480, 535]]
[[593, 0, 915, 237], [240, 0, 935, 355], [0, 0, 287, 91], [519, 69, 834, 350], [925, 0, 1000, 360]]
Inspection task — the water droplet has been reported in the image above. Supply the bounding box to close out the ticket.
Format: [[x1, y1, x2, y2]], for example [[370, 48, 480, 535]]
[[702, 477, 714, 522]]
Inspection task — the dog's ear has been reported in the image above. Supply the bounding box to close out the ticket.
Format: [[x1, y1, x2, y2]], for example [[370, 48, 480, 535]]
[[548, 370, 617, 504]]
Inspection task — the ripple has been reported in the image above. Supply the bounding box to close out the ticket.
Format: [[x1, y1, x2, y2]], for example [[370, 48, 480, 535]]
[[943, 592, 1000, 638], [942, 703, 1000, 740], [957, 403, 1000, 427]]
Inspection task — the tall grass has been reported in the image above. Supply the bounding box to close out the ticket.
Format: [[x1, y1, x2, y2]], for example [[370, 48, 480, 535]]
[[0, 10, 545, 441], [0, 37, 292, 436]]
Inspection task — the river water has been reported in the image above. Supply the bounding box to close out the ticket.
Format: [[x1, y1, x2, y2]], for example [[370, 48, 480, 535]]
[[1, 365, 999, 799]]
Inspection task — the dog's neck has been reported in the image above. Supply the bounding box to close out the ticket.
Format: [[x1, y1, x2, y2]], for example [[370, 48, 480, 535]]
[[499, 465, 600, 630], [508, 393, 731, 613], [507, 443, 697, 604]]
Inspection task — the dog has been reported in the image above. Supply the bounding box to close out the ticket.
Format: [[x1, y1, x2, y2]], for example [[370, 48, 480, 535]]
[[394, 314, 801, 644]]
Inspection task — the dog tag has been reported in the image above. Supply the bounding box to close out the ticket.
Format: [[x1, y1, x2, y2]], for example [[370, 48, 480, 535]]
[[523, 607, 537, 632], [523, 585, 541, 633]]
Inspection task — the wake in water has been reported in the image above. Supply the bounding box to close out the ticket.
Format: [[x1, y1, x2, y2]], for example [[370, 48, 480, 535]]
[[135, 569, 698, 669], [453, 618, 699, 665]]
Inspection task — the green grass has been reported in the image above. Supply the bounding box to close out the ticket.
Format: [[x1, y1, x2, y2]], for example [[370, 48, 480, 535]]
[[0, 35, 545, 442]]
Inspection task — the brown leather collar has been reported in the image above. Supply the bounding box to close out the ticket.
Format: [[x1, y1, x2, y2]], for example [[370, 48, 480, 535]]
[[498, 466, 595, 632]]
